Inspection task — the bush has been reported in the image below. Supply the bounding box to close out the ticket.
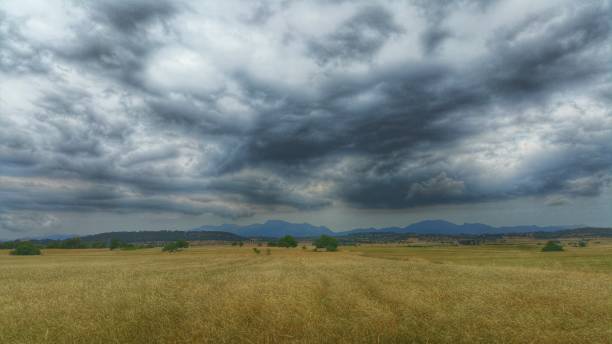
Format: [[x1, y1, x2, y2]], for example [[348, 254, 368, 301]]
[[176, 240, 189, 249], [90, 241, 107, 248], [110, 239, 123, 250], [313, 235, 338, 252], [239, 241, 244, 247], [10, 242, 41, 256], [120, 243, 137, 250], [277, 235, 298, 248], [61, 237, 84, 249], [541, 241, 564, 252], [162, 240, 189, 253], [0, 241, 16, 249], [578, 240, 588, 247], [266, 248, 271, 255], [253, 247, 261, 254], [162, 242, 180, 253]]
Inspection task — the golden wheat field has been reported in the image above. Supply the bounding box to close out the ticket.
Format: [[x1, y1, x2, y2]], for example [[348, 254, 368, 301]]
[[1, 242, 612, 344]]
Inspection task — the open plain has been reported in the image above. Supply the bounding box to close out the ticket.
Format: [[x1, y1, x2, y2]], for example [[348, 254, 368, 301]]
[[1, 241, 612, 344]]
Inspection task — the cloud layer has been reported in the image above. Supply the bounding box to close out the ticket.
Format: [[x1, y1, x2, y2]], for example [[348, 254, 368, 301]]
[[1, 0, 611, 234]]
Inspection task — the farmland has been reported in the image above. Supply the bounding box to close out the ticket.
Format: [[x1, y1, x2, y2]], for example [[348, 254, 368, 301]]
[[1, 240, 611, 343]]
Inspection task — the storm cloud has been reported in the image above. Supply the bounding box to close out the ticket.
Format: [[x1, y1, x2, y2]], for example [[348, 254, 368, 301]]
[[1, 0, 611, 235]]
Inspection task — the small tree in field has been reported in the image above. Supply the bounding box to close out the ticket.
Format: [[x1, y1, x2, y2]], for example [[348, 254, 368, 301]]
[[176, 240, 189, 249], [541, 241, 564, 252], [277, 235, 298, 248], [162, 242, 180, 253], [109, 239, 123, 250], [10, 242, 41, 256], [162, 240, 189, 253], [314, 235, 338, 252]]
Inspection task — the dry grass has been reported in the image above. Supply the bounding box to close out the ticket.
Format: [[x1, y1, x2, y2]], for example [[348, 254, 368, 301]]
[[1, 242, 611, 343]]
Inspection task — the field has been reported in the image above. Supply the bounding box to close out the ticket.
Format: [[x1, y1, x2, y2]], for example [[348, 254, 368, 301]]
[[1, 241, 612, 343]]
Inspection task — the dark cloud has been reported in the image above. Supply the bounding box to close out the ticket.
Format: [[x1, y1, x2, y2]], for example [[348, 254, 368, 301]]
[[307, 5, 403, 64], [0, 0, 611, 234], [88, 0, 178, 33]]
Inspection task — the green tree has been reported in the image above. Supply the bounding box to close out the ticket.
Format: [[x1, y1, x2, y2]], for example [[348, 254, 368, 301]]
[[61, 237, 83, 249], [109, 239, 123, 250], [277, 235, 298, 248], [90, 241, 107, 248], [162, 242, 180, 253], [10, 242, 41, 256], [176, 240, 189, 249], [313, 235, 338, 252], [541, 241, 564, 252]]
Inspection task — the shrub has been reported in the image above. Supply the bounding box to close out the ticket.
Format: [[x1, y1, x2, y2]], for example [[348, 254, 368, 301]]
[[62, 237, 84, 249], [277, 235, 298, 248], [120, 243, 137, 250], [578, 240, 588, 247], [266, 248, 271, 255], [90, 241, 107, 249], [302, 245, 307, 250], [162, 242, 180, 253], [541, 241, 564, 252], [253, 247, 260, 254], [162, 240, 189, 253], [0, 241, 16, 249], [10, 242, 41, 256], [176, 240, 189, 249], [239, 241, 244, 247], [314, 235, 338, 252], [110, 239, 123, 250]]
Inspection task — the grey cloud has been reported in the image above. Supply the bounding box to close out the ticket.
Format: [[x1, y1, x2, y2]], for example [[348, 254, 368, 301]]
[[545, 196, 570, 207], [0, 0, 611, 233], [52, 0, 181, 89], [87, 0, 179, 33], [0, 212, 60, 233], [307, 5, 403, 64], [0, 12, 50, 74]]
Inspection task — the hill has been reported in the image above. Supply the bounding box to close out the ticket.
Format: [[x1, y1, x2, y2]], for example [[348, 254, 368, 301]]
[[530, 227, 612, 239], [340, 220, 575, 235], [192, 220, 334, 238], [191, 219, 577, 237], [79, 230, 244, 243]]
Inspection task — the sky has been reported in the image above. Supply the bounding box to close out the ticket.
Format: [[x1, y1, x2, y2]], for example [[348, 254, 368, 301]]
[[1, 0, 611, 239]]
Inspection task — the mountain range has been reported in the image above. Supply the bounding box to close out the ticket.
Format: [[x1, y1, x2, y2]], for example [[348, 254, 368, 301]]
[[192, 220, 334, 238], [191, 219, 577, 238]]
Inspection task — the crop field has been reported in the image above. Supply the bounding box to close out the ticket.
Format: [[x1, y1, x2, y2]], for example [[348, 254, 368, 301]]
[[1, 241, 612, 344]]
